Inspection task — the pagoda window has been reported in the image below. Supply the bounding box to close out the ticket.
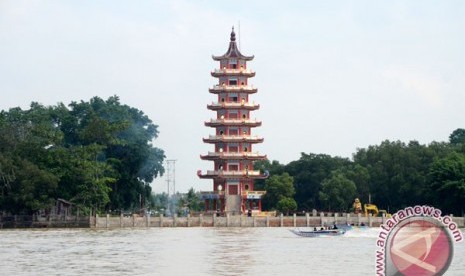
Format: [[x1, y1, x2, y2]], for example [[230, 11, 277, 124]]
[[242, 114, 247, 119], [219, 130, 224, 135], [228, 164, 239, 171], [229, 128, 238, 135], [229, 78, 238, 85], [232, 96, 238, 102], [221, 97, 225, 102], [229, 146, 239, 153], [229, 59, 237, 67]]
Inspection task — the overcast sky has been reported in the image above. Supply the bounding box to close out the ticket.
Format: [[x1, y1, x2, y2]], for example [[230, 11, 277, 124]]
[[1, 1, 464, 194]]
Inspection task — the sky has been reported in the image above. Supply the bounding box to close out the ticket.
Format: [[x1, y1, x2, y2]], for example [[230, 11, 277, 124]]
[[1, 1, 465, 194]]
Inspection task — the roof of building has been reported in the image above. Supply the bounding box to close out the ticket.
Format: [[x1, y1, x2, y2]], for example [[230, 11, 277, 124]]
[[212, 27, 254, 61]]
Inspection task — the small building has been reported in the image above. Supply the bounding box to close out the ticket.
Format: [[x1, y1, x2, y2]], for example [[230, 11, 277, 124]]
[[53, 198, 74, 216], [198, 27, 268, 215]]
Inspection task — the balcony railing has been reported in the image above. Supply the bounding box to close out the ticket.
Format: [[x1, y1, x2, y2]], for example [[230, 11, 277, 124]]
[[242, 190, 266, 199], [197, 169, 268, 179], [200, 191, 224, 200], [205, 135, 263, 141], [203, 151, 265, 158], [211, 68, 255, 75], [207, 102, 260, 110], [207, 102, 259, 110], [209, 85, 257, 93], [206, 170, 261, 176], [205, 119, 262, 127]]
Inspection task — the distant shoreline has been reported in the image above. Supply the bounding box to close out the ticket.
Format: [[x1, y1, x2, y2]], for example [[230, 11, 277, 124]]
[[2, 213, 464, 229]]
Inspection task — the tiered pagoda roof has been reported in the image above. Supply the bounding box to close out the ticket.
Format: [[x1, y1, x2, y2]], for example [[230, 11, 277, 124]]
[[212, 27, 254, 61]]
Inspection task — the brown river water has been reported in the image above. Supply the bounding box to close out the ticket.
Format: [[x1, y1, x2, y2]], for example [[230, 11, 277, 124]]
[[0, 227, 464, 275]]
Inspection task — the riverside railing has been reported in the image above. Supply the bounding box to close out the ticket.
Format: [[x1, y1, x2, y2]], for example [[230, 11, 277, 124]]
[[93, 212, 465, 229]]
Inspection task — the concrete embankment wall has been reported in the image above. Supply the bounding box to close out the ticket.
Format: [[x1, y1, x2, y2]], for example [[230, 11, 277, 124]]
[[0, 215, 92, 229], [93, 213, 465, 229], [2, 213, 464, 229]]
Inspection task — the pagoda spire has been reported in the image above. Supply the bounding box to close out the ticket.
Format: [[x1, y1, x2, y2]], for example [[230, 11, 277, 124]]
[[230, 26, 236, 42], [212, 28, 253, 61]]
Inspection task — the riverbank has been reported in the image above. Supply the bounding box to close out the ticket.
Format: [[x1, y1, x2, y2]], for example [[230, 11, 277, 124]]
[[94, 213, 465, 228], [2, 212, 464, 229]]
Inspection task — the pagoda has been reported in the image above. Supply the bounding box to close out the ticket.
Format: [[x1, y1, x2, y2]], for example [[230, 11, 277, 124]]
[[198, 27, 268, 216]]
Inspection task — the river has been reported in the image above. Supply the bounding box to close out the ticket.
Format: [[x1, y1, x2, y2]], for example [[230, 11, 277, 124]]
[[0, 227, 464, 275]]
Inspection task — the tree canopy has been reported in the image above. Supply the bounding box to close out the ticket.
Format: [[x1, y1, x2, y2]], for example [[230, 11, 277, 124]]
[[259, 129, 465, 215], [0, 96, 165, 215]]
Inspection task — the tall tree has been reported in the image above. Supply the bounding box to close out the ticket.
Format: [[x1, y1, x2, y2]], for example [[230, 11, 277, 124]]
[[0, 96, 165, 214], [449, 128, 465, 145], [263, 173, 295, 210], [319, 170, 356, 212], [429, 152, 465, 215], [285, 153, 351, 210]]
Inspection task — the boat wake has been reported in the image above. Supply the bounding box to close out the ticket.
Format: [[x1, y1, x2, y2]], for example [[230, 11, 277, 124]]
[[343, 227, 380, 238]]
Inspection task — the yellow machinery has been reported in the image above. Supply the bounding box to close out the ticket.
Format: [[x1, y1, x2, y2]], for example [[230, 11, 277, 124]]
[[364, 203, 391, 218], [352, 198, 391, 217], [364, 204, 379, 217]]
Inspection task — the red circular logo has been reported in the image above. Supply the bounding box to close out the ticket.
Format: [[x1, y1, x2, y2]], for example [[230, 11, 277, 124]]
[[388, 218, 453, 275]]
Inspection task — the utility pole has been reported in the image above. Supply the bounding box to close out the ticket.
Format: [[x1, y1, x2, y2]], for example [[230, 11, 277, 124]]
[[165, 159, 177, 216], [165, 159, 177, 197]]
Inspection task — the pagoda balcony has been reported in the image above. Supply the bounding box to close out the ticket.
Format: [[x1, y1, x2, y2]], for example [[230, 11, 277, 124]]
[[205, 118, 262, 127], [207, 102, 260, 111], [200, 191, 225, 200], [200, 151, 267, 161], [211, 68, 255, 77], [209, 85, 257, 94], [197, 169, 269, 180], [242, 190, 266, 199], [203, 135, 264, 144]]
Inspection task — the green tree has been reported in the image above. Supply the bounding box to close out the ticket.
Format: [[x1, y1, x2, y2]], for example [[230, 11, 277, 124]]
[[263, 173, 295, 210], [0, 96, 165, 215], [319, 171, 356, 212], [353, 140, 443, 211], [253, 159, 285, 191], [151, 192, 169, 213], [285, 153, 351, 210], [449, 128, 465, 145], [344, 164, 370, 204], [429, 152, 465, 215], [184, 187, 203, 212], [276, 197, 297, 215], [65, 96, 165, 211]]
